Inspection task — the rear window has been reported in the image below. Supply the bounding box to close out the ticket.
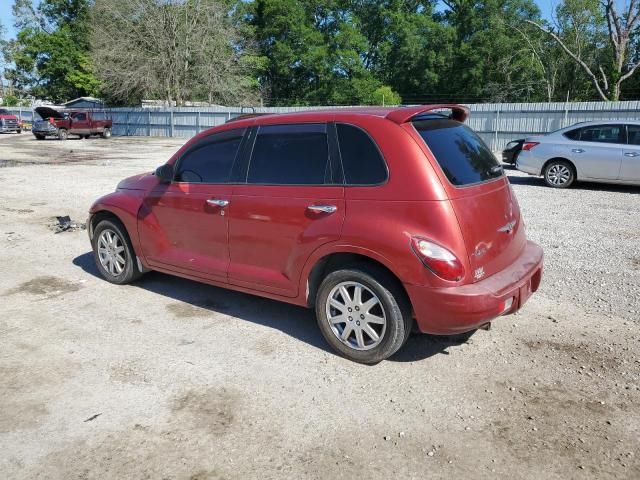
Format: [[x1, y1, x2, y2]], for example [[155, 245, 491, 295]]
[[413, 118, 503, 186]]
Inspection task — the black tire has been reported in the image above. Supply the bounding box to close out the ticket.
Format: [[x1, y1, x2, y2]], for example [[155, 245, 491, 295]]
[[17, 129, 22, 134], [102, 128, 111, 139], [543, 160, 575, 188], [92, 218, 143, 285], [315, 265, 412, 364], [35, 134, 45, 140], [58, 129, 68, 141]]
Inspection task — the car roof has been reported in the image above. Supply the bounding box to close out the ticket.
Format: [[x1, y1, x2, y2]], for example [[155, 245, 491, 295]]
[[561, 120, 640, 129], [223, 104, 470, 130]]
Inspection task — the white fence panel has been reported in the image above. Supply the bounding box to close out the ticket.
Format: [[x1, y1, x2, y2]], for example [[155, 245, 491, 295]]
[[6, 101, 640, 150]]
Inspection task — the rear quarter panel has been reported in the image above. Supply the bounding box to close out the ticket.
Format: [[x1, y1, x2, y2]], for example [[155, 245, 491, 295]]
[[329, 115, 469, 288]]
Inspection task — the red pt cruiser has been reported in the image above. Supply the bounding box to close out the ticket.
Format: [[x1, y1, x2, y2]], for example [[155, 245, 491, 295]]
[[88, 105, 543, 363]]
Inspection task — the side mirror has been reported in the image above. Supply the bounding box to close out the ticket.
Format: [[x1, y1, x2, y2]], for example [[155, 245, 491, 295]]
[[155, 164, 174, 183]]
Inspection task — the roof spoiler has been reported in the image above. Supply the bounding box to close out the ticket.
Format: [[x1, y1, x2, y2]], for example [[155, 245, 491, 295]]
[[386, 104, 470, 124]]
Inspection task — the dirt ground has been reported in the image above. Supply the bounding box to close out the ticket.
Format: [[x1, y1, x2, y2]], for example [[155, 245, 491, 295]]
[[0, 132, 638, 480]]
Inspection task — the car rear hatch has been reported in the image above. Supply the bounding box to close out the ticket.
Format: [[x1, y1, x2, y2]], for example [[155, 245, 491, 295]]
[[412, 115, 526, 282]]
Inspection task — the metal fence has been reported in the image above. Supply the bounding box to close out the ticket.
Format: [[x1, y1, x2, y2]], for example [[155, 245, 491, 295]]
[[6, 101, 640, 150]]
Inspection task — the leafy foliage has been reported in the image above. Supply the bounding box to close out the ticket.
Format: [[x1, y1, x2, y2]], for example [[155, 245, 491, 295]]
[[1, 0, 640, 104], [5, 0, 99, 102]]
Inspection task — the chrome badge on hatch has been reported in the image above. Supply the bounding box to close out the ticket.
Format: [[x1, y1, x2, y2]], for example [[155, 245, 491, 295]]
[[474, 267, 485, 281]]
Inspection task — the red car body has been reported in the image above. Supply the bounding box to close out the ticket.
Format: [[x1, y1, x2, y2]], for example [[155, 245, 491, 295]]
[[89, 104, 543, 347], [0, 108, 21, 133]]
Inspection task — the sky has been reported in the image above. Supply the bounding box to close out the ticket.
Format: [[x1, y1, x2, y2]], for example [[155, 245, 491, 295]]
[[0, 0, 557, 40]]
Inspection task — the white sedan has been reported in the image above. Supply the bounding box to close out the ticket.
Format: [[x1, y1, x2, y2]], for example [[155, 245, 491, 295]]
[[516, 121, 640, 188]]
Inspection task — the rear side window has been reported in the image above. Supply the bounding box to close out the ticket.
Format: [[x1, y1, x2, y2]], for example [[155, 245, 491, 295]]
[[247, 124, 329, 185], [73, 113, 87, 121], [564, 128, 581, 140], [93, 111, 106, 120], [627, 125, 640, 145], [336, 123, 387, 184], [578, 125, 624, 144], [413, 119, 503, 186], [175, 129, 244, 183]]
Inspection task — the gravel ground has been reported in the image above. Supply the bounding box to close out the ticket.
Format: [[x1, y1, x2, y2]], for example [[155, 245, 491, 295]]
[[0, 133, 638, 479]]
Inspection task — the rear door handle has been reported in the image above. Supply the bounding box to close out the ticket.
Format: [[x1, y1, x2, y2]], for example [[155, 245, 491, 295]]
[[624, 152, 640, 157], [206, 199, 229, 208], [571, 148, 585, 153], [307, 205, 337, 214]]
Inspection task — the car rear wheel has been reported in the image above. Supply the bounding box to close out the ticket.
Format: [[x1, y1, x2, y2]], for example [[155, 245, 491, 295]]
[[544, 160, 575, 188], [58, 129, 68, 141], [92, 219, 143, 285], [315, 266, 412, 364], [102, 128, 111, 139]]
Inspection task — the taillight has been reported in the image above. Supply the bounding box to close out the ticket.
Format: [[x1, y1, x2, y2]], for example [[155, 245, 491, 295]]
[[410, 237, 465, 282], [522, 142, 539, 151]]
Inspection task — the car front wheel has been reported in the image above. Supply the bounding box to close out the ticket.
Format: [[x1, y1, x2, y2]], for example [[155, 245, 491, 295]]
[[92, 219, 143, 284], [544, 160, 575, 188], [315, 266, 412, 364]]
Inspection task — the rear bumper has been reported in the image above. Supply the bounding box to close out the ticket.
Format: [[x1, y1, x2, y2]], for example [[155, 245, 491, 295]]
[[406, 241, 543, 335], [515, 151, 542, 175]]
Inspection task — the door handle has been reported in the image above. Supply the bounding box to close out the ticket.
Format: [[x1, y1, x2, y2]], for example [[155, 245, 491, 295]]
[[307, 205, 337, 214], [571, 148, 585, 153], [624, 152, 640, 157], [206, 199, 229, 208]]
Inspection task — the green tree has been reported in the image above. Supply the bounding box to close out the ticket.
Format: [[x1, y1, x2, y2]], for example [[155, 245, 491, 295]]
[[438, 0, 546, 102], [528, 0, 640, 101], [245, 0, 400, 105], [8, 0, 100, 102]]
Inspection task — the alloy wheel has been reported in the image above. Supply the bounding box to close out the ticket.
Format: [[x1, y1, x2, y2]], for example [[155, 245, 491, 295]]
[[325, 281, 387, 351], [97, 229, 127, 276], [546, 164, 571, 186]]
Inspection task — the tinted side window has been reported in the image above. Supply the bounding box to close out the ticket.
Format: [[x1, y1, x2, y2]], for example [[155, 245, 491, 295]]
[[175, 130, 244, 183], [336, 123, 387, 184], [93, 111, 106, 120], [247, 124, 329, 185], [413, 119, 503, 186], [564, 128, 581, 140], [578, 125, 624, 144], [627, 125, 640, 145], [73, 113, 87, 121]]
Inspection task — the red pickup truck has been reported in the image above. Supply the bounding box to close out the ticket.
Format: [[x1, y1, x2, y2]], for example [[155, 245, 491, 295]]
[[32, 107, 112, 140], [0, 108, 22, 134]]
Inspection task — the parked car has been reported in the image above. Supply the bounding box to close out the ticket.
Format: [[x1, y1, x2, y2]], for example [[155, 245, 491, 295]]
[[88, 105, 543, 363], [516, 121, 640, 188], [502, 138, 524, 164], [0, 108, 22, 134], [32, 106, 112, 140]]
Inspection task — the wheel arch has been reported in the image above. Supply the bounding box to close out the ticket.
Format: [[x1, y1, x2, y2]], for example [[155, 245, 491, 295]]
[[89, 193, 145, 261], [89, 209, 122, 239], [542, 157, 578, 179], [304, 249, 412, 313]]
